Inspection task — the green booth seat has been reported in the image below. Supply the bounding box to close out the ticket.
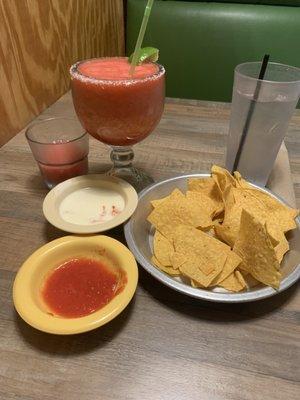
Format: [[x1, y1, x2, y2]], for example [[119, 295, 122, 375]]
[[161, 0, 300, 5], [126, 0, 300, 102]]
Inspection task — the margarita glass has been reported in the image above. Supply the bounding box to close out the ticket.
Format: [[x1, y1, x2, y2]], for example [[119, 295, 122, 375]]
[[70, 57, 165, 190]]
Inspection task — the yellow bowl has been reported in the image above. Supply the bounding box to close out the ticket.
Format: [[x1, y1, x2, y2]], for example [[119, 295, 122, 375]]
[[13, 235, 138, 335]]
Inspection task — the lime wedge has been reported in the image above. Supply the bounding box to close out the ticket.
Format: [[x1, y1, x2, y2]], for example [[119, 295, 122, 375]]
[[129, 47, 159, 65]]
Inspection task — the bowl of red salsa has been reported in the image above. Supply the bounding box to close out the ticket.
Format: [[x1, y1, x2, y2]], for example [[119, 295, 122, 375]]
[[13, 235, 138, 334]]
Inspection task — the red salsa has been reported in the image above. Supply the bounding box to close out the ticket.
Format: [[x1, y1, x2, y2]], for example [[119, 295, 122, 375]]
[[41, 258, 126, 318]]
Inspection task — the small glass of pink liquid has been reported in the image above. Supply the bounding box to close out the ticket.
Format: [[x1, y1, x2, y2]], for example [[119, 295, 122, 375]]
[[26, 117, 89, 189], [70, 57, 165, 191]]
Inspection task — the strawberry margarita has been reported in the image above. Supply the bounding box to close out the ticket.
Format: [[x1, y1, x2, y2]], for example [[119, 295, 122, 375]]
[[70, 57, 165, 146]]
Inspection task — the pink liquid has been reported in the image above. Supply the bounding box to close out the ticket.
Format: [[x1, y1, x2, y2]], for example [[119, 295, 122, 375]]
[[37, 144, 88, 188], [70, 57, 165, 146], [39, 158, 88, 188]]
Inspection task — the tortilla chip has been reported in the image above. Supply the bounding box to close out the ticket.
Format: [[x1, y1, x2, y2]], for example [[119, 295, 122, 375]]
[[211, 165, 236, 193], [242, 271, 261, 288], [151, 256, 180, 276], [223, 185, 236, 212], [172, 225, 230, 255], [233, 171, 252, 189], [266, 227, 289, 263], [150, 188, 183, 208], [210, 251, 242, 286], [151, 198, 166, 208], [187, 177, 223, 216], [205, 226, 218, 238], [170, 252, 187, 270], [246, 188, 298, 236], [214, 223, 236, 247], [153, 230, 174, 266], [218, 203, 249, 247], [179, 254, 226, 287], [186, 190, 217, 218], [274, 235, 290, 263], [212, 216, 224, 225], [173, 249, 217, 278], [212, 186, 237, 247], [266, 228, 279, 247], [235, 270, 247, 288], [147, 189, 213, 239], [233, 210, 281, 289], [191, 279, 204, 288], [188, 176, 217, 196], [246, 187, 298, 217], [218, 270, 246, 292], [220, 186, 295, 247], [173, 225, 230, 286]]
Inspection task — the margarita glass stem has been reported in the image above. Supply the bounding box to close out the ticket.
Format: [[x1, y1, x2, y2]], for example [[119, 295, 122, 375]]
[[108, 146, 153, 191], [110, 146, 134, 168]]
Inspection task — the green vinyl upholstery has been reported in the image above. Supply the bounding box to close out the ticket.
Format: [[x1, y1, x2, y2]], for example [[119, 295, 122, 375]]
[[126, 0, 300, 102], [160, 0, 300, 5]]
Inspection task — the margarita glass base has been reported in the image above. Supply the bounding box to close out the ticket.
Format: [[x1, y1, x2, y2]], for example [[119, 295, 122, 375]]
[[107, 146, 154, 192]]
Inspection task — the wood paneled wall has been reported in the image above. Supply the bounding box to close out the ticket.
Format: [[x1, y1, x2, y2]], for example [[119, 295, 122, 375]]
[[0, 0, 124, 146]]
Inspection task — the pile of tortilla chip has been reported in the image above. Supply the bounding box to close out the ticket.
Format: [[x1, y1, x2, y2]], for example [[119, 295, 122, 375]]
[[147, 165, 299, 292]]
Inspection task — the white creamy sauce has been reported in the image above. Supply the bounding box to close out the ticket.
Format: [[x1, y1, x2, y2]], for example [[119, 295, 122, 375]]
[[59, 187, 125, 225]]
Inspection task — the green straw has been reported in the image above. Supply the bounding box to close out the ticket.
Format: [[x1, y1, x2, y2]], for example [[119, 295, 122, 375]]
[[129, 0, 155, 75]]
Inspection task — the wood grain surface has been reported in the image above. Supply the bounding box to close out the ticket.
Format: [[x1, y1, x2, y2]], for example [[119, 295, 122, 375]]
[[0, 0, 124, 147], [0, 95, 299, 400]]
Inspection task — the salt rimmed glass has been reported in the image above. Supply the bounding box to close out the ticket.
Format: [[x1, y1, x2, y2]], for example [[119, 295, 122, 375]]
[[70, 57, 165, 191]]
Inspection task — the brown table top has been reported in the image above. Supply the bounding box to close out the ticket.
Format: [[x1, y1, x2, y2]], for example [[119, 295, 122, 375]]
[[1, 93, 299, 400]]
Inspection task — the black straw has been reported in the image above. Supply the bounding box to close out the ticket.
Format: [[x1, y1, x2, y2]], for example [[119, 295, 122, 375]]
[[232, 54, 270, 172]]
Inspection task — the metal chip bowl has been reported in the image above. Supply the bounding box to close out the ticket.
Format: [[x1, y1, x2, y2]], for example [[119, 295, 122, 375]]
[[124, 174, 300, 303]]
